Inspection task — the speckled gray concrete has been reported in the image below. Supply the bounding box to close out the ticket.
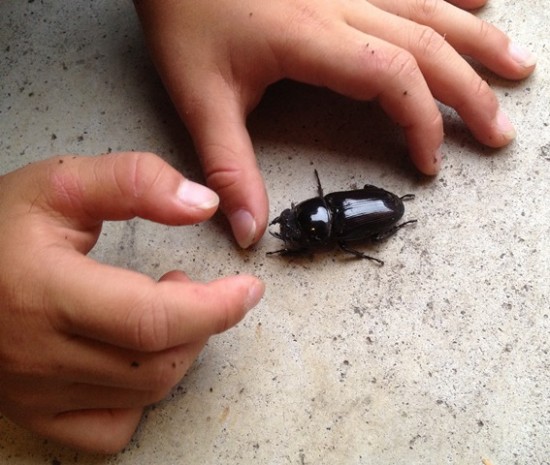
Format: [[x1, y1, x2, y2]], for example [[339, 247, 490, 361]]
[[1, 1, 548, 464]]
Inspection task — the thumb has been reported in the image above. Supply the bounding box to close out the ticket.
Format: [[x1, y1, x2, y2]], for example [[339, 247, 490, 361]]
[[21, 152, 219, 227], [183, 79, 269, 248]]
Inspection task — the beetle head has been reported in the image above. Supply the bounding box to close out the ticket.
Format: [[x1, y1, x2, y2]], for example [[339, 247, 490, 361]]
[[270, 198, 332, 249]]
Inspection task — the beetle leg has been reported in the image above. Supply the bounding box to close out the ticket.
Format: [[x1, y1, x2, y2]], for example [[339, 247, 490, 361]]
[[400, 194, 415, 201], [266, 248, 288, 256], [338, 242, 384, 265], [314, 169, 324, 198], [371, 219, 417, 242], [268, 230, 282, 240], [266, 247, 308, 257]]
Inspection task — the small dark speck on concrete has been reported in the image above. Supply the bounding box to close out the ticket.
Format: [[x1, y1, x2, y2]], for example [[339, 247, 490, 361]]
[[539, 143, 550, 161]]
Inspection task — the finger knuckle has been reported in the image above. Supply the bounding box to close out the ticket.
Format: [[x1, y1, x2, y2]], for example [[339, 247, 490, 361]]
[[411, 0, 441, 22], [455, 76, 495, 115], [282, 3, 333, 42], [113, 151, 166, 200], [415, 25, 447, 59], [44, 159, 86, 211], [471, 76, 493, 102], [476, 19, 493, 43], [133, 299, 171, 352], [203, 156, 253, 212], [382, 48, 419, 85], [205, 163, 242, 195]]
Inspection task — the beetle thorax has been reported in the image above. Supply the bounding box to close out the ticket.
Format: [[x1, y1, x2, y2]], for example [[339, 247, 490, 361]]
[[279, 198, 332, 248]]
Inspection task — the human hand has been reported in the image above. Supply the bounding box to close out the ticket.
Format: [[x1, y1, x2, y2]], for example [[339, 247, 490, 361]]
[[0, 152, 264, 453], [134, 0, 536, 248]]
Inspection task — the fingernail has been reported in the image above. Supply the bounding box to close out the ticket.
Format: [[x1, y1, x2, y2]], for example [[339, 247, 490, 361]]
[[494, 110, 517, 141], [508, 42, 537, 68], [244, 280, 265, 313], [177, 179, 219, 210], [229, 209, 256, 249]]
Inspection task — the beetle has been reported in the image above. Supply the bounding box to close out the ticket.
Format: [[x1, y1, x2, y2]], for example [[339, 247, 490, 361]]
[[267, 170, 417, 265]]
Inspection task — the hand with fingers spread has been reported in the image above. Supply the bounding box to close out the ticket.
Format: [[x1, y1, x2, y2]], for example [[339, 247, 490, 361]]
[[134, 0, 536, 248], [0, 152, 264, 453]]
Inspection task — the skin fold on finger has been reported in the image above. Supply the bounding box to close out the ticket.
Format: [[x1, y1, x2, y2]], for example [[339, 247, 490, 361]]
[[367, 0, 536, 79], [344, 2, 513, 148]]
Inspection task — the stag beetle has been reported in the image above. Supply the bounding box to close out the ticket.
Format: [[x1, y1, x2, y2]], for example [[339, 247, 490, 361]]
[[267, 170, 417, 265]]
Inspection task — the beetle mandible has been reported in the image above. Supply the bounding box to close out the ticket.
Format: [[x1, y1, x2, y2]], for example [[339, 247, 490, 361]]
[[267, 170, 417, 265]]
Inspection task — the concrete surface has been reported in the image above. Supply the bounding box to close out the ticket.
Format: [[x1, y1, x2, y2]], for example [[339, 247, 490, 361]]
[[0, 1, 548, 464]]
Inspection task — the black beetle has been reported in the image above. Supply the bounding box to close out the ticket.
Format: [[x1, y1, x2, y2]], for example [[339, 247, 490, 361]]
[[267, 170, 417, 265]]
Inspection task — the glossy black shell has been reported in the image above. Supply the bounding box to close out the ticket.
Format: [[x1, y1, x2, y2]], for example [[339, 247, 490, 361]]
[[326, 186, 405, 242], [268, 171, 416, 264]]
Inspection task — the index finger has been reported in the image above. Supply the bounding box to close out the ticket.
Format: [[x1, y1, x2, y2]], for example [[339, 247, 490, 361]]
[[49, 252, 264, 351]]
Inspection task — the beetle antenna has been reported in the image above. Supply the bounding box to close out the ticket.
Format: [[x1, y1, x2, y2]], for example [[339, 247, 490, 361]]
[[400, 194, 415, 201], [314, 169, 324, 197]]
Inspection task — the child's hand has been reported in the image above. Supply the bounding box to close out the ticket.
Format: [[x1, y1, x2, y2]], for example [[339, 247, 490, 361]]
[[134, 0, 535, 248], [0, 152, 264, 453]]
